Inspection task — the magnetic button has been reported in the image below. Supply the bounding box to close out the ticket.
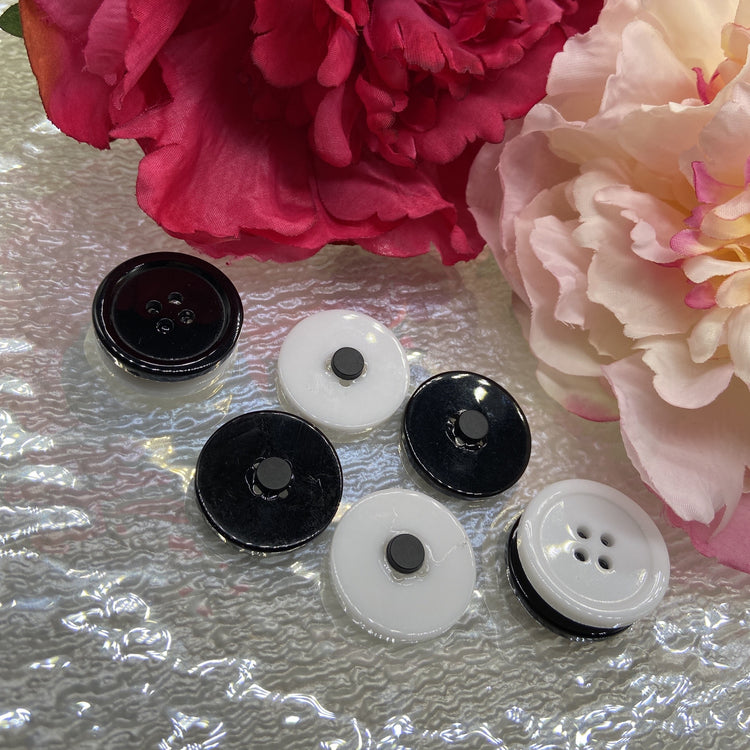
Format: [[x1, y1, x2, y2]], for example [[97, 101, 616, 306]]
[[93, 252, 243, 381], [329, 488, 476, 642], [402, 371, 531, 499], [195, 411, 343, 552], [508, 479, 670, 639], [277, 310, 409, 435]]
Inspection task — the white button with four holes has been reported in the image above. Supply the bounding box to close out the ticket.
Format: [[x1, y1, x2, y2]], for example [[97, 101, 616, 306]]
[[329, 488, 476, 642], [516, 479, 670, 631], [277, 309, 410, 435]]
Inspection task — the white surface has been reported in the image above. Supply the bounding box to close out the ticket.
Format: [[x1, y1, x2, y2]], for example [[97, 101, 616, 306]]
[[517, 479, 670, 629], [277, 309, 409, 435], [329, 488, 476, 641]]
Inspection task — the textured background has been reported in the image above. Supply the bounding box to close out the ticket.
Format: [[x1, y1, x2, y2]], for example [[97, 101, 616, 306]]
[[2, 9, 749, 749]]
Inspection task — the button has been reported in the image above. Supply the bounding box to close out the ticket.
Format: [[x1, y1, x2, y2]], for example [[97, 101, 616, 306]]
[[277, 310, 409, 435], [195, 411, 343, 552], [507, 479, 670, 639], [329, 488, 476, 641], [402, 371, 531, 499], [93, 252, 243, 381]]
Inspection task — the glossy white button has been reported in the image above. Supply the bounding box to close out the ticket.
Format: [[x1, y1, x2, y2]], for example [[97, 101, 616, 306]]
[[329, 488, 476, 642], [277, 310, 409, 435], [516, 479, 669, 630]]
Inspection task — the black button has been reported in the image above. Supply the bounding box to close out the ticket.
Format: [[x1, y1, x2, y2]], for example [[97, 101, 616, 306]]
[[331, 346, 365, 381], [386, 533, 425, 574], [195, 411, 342, 552], [92, 252, 243, 381], [402, 371, 531, 499]]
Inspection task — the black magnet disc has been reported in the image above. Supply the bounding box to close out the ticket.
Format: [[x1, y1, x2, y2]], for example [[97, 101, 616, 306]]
[[331, 346, 365, 381], [93, 252, 243, 381], [195, 410, 343, 552], [402, 371, 531, 499], [505, 517, 628, 640], [386, 533, 425, 574]]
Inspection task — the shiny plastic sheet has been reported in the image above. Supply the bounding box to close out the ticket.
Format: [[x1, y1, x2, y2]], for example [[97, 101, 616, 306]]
[[2, 17, 749, 750]]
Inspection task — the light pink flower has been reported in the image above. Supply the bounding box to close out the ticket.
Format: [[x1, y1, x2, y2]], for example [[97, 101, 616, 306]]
[[468, 0, 750, 570]]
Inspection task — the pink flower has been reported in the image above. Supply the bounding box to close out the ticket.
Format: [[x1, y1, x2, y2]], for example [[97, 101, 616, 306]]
[[19, 0, 602, 263], [468, 0, 750, 570]]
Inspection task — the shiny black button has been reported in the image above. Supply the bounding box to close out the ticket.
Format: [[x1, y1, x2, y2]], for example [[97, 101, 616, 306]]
[[195, 410, 343, 552], [93, 252, 243, 381], [402, 371, 531, 499]]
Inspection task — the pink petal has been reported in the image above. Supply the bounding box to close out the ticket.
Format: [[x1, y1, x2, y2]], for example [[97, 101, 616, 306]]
[[252, 0, 328, 87], [313, 85, 355, 167], [317, 22, 358, 87], [666, 495, 750, 573], [536, 363, 619, 422], [684, 281, 717, 309], [727, 305, 750, 386], [20, 0, 114, 148], [692, 160, 737, 204], [639, 337, 733, 408], [604, 354, 750, 525]]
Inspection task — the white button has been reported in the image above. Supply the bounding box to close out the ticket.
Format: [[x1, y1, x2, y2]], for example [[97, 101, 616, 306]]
[[329, 488, 476, 642], [277, 310, 409, 435], [516, 479, 670, 630]]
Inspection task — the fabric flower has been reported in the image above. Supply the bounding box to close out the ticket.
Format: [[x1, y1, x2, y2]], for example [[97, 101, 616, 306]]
[[468, 0, 750, 570], [18, 0, 602, 263]]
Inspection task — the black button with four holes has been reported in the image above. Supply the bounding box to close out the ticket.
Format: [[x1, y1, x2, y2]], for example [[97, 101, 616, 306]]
[[93, 252, 242, 381]]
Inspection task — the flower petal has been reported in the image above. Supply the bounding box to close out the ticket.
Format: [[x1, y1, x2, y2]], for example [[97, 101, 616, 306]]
[[727, 304, 750, 384], [666, 495, 750, 572], [604, 354, 750, 525], [639, 337, 734, 407]]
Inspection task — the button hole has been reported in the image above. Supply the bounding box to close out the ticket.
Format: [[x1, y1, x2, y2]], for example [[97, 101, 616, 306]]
[[145, 300, 161, 316], [598, 556, 612, 571], [573, 548, 588, 562], [600, 534, 614, 547], [156, 318, 174, 334], [576, 526, 590, 539], [178, 309, 195, 325], [167, 291, 183, 305]]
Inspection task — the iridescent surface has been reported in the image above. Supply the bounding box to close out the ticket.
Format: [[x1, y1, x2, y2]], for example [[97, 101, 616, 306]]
[[2, 13, 749, 749]]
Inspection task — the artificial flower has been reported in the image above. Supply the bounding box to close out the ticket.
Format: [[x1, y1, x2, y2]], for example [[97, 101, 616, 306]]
[[468, 0, 750, 570], [19, 0, 603, 263]]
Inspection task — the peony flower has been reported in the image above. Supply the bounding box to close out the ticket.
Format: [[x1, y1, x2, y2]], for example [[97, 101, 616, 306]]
[[468, 0, 750, 570], [18, 0, 603, 264]]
